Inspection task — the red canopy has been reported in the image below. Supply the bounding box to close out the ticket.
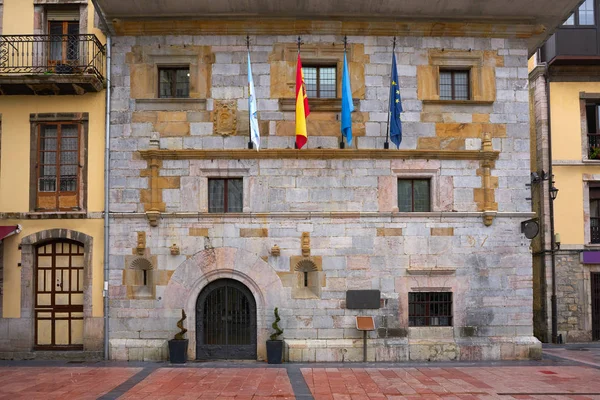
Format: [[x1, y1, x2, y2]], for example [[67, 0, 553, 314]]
[[0, 225, 21, 242]]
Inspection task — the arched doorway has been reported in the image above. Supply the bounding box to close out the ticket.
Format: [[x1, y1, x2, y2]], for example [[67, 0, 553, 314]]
[[196, 279, 257, 360]]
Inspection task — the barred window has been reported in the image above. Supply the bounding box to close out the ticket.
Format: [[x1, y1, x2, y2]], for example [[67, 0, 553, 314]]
[[158, 67, 190, 98], [398, 179, 431, 212], [440, 70, 470, 100], [303, 65, 337, 98], [208, 178, 243, 213], [409, 292, 453, 327]]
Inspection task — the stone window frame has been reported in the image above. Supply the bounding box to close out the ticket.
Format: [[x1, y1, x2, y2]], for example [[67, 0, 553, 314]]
[[408, 291, 453, 327], [579, 93, 600, 162], [124, 256, 156, 299], [392, 169, 440, 213], [418, 49, 495, 105], [33, 1, 88, 36], [29, 113, 89, 213], [272, 43, 362, 112], [583, 175, 600, 246], [197, 168, 250, 213]]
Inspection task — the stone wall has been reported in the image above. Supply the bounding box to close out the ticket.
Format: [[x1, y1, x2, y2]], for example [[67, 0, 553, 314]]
[[108, 34, 538, 361]]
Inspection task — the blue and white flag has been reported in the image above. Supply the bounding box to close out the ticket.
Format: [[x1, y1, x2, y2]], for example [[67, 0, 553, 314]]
[[389, 52, 403, 149], [248, 52, 260, 150], [341, 52, 354, 146]]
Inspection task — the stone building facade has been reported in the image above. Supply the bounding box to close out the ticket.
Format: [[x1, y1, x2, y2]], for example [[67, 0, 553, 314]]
[[103, 27, 544, 362]]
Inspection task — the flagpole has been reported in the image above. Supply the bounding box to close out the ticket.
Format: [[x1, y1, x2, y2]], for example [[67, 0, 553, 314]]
[[295, 36, 301, 149], [384, 37, 396, 150], [340, 35, 347, 150], [246, 35, 254, 150]]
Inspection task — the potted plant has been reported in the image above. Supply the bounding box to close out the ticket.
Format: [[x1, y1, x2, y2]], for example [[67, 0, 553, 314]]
[[266, 307, 284, 364], [168, 309, 188, 364]]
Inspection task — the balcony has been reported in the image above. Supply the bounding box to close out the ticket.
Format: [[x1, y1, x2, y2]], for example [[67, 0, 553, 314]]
[[540, 27, 600, 65], [0, 34, 105, 95]]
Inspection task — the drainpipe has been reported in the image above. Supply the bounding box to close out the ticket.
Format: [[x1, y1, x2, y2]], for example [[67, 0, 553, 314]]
[[544, 64, 558, 344], [103, 36, 111, 360]]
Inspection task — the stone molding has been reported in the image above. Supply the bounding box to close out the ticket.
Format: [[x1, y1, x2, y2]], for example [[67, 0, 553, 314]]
[[139, 148, 500, 161], [162, 247, 284, 361], [112, 19, 544, 39], [16, 229, 101, 351], [278, 98, 360, 112], [0, 212, 103, 219]]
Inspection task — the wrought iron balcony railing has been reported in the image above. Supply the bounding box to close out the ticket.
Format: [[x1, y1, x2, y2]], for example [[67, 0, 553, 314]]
[[589, 134, 600, 159], [592, 217, 600, 244], [0, 34, 105, 81]]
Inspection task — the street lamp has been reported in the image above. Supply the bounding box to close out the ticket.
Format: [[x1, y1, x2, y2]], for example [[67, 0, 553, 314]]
[[550, 185, 559, 200]]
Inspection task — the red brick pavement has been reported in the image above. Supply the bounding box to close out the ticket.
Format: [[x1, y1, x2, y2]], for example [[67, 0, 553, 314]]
[[301, 366, 600, 400], [119, 368, 295, 400], [0, 366, 141, 400]]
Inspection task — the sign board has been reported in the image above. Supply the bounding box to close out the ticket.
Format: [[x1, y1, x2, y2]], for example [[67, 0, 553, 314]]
[[346, 290, 380, 309], [356, 316, 375, 331]]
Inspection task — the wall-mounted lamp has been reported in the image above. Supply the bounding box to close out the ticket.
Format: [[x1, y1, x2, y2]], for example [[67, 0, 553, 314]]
[[554, 233, 561, 250], [550, 185, 559, 201]]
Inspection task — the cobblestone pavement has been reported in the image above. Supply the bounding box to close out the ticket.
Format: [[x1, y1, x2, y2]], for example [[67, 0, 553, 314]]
[[1, 347, 600, 399]]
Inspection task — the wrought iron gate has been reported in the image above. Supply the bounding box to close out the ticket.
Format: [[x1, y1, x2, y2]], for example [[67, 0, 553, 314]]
[[196, 279, 257, 359], [593, 272, 600, 340]]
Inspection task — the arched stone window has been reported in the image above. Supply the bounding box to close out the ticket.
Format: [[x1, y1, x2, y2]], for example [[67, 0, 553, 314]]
[[292, 259, 323, 299], [125, 257, 154, 299]]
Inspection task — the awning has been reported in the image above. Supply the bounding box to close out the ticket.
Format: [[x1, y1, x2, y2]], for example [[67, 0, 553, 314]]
[[0, 225, 21, 243]]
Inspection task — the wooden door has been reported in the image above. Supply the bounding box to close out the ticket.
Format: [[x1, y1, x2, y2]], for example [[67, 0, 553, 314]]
[[35, 241, 84, 350]]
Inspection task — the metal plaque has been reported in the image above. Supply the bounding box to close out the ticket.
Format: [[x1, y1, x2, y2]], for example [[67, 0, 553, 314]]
[[346, 290, 381, 309]]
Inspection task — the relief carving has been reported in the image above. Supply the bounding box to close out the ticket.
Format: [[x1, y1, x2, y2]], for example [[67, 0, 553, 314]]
[[213, 100, 237, 136]]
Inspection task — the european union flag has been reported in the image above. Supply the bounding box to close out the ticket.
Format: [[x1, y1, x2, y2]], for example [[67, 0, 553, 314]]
[[389, 52, 403, 149]]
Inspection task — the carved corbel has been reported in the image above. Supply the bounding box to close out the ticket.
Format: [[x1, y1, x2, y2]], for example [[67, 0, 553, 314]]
[[145, 155, 161, 227], [481, 133, 496, 227]]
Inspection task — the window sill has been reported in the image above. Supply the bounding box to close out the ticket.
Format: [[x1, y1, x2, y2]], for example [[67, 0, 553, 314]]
[[278, 98, 359, 112], [582, 159, 600, 163], [7, 211, 89, 219], [135, 98, 207, 111], [422, 99, 494, 105]]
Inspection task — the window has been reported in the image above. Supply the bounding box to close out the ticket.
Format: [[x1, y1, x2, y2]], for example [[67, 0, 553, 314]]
[[398, 179, 431, 212], [158, 66, 190, 98], [564, 0, 595, 26], [591, 185, 600, 244], [47, 9, 80, 69], [440, 70, 470, 100], [409, 292, 453, 327], [36, 123, 81, 211], [208, 178, 243, 213], [587, 103, 600, 159], [303, 65, 337, 98]]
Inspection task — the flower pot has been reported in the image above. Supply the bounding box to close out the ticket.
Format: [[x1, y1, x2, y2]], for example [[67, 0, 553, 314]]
[[266, 340, 283, 364], [168, 339, 188, 364]]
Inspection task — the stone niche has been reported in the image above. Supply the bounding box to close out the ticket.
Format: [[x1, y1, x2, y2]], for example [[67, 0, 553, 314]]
[[277, 256, 325, 299], [123, 255, 172, 299]]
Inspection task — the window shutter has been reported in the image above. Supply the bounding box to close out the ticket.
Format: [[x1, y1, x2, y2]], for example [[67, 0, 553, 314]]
[[46, 9, 80, 21]]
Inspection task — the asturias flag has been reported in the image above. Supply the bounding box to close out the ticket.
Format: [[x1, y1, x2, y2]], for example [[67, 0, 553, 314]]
[[295, 53, 310, 149], [247, 52, 260, 150], [341, 52, 354, 146], [389, 52, 403, 149]]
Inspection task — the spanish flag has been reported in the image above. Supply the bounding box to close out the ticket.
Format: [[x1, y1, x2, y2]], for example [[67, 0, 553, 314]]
[[295, 53, 310, 149]]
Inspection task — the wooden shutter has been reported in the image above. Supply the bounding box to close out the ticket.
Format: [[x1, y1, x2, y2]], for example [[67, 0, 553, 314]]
[[46, 9, 80, 21]]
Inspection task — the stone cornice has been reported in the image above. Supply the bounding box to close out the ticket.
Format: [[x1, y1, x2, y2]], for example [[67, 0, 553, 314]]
[[139, 149, 500, 161], [111, 211, 535, 220], [112, 19, 544, 39]]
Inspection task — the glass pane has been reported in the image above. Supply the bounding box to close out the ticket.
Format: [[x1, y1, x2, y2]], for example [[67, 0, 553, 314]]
[[303, 67, 317, 98], [208, 179, 225, 213], [62, 125, 78, 137], [175, 69, 190, 98], [159, 69, 174, 98], [439, 71, 452, 100], [319, 67, 337, 98], [49, 23, 63, 61], [397, 180, 413, 212], [563, 13, 575, 25], [592, 199, 600, 218], [42, 125, 58, 137], [42, 152, 56, 165], [454, 71, 469, 100], [579, 0, 595, 25], [60, 151, 77, 164], [227, 179, 243, 213], [413, 180, 431, 212]]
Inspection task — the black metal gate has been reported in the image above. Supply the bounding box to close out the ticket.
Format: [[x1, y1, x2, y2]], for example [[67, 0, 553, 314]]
[[196, 279, 257, 360], [593, 273, 600, 340]]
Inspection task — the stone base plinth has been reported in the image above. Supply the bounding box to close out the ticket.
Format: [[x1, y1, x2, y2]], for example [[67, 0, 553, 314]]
[[285, 337, 542, 362], [109, 339, 168, 361]]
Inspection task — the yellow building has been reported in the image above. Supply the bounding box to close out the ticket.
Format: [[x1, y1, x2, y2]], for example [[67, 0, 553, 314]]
[[0, 0, 106, 357], [530, 0, 600, 343]]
